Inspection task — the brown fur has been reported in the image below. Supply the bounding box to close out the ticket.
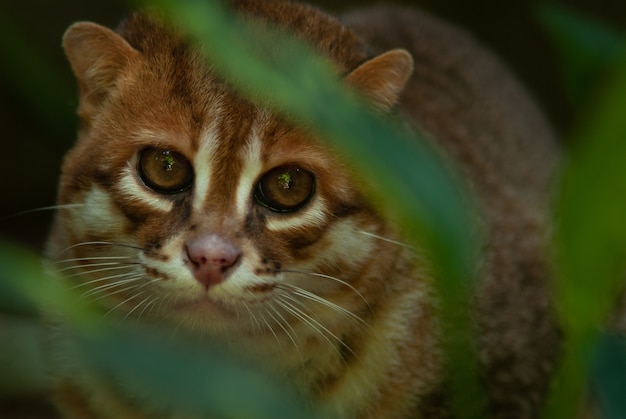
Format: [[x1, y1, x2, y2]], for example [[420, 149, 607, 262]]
[[343, 6, 561, 416], [47, 1, 560, 418]]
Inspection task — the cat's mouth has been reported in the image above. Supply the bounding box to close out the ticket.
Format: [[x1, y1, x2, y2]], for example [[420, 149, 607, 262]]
[[174, 296, 235, 317], [174, 282, 279, 317]]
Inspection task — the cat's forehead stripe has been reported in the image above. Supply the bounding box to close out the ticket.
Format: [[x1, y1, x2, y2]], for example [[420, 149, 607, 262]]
[[193, 119, 223, 213], [234, 118, 265, 218], [194, 100, 257, 217]]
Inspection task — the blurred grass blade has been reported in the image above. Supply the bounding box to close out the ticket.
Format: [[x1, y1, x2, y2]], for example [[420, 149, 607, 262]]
[[141, 0, 483, 416], [0, 240, 315, 417], [546, 53, 626, 418], [0, 315, 48, 397], [591, 334, 626, 419], [0, 239, 102, 330], [80, 324, 317, 419], [538, 3, 626, 104], [144, 0, 476, 283]]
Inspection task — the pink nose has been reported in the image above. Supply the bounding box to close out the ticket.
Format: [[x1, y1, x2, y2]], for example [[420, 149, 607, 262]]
[[184, 234, 241, 288]]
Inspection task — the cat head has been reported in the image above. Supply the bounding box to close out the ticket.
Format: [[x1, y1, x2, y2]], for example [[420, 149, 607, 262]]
[[53, 3, 414, 344]]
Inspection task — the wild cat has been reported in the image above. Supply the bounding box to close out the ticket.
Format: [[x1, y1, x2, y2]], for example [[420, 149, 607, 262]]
[[46, 0, 560, 417]]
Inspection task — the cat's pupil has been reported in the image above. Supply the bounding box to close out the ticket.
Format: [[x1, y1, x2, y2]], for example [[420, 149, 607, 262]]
[[137, 147, 194, 194], [255, 165, 315, 213]]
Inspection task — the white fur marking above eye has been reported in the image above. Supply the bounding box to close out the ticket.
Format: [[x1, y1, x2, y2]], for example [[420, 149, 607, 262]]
[[193, 121, 221, 212], [117, 165, 173, 212], [235, 125, 264, 218], [266, 197, 328, 231]]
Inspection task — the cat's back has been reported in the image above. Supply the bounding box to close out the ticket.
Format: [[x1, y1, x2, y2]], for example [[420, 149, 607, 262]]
[[345, 6, 562, 417], [343, 6, 558, 209]]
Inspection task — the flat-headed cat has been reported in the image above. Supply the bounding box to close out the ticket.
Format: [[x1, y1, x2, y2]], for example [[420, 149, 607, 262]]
[[46, 0, 560, 417]]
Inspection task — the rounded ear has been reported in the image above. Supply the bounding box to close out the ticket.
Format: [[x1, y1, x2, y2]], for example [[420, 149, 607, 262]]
[[63, 22, 139, 119], [344, 49, 414, 112]]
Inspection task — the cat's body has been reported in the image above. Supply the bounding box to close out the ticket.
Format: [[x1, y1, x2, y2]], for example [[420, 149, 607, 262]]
[[46, 1, 560, 418]]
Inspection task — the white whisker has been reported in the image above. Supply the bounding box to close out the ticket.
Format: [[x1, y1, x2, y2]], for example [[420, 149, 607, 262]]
[[242, 301, 262, 334], [85, 282, 146, 302], [4, 204, 85, 220], [101, 278, 160, 301], [359, 230, 415, 250], [259, 308, 282, 347], [55, 256, 135, 265], [139, 296, 161, 321], [56, 241, 144, 257], [275, 296, 348, 360], [56, 261, 140, 273], [79, 274, 144, 299], [277, 269, 371, 313], [278, 289, 315, 317], [267, 304, 303, 362], [123, 295, 153, 320], [282, 284, 370, 329], [104, 290, 148, 317], [61, 264, 140, 279], [70, 271, 142, 291]]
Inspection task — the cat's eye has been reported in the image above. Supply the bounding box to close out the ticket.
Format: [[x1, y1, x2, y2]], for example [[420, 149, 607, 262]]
[[255, 165, 315, 212], [137, 148, 194, 194]]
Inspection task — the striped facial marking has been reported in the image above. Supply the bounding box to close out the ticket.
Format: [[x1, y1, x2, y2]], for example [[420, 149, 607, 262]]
[[192, 119, 222, 213], [235, 121, 265, 220], [65, 186, 129, 241], [265, 196, 328, 232], [54, 34, 383, 347], [117, 163, 174, 213]]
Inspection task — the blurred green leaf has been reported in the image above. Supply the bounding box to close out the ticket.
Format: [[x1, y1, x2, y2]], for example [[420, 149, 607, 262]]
[[546, 52, 626, 418], [591, 334, 626, 419], [80, 324, 316, 419], [143, 0, 477, 284], [0, 239, 102, 330], [141, 0, 483, 416], [0, 239, 315, 417], [0, 315, 48, 397], [538, 3, 626, 105]]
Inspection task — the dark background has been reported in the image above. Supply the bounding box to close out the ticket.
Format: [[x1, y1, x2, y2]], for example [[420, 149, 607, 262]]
[[0, 0, 624, 252]]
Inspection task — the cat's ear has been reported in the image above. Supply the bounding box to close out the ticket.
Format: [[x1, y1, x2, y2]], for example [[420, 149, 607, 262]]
[[63, 22, 139, 118], [344, 49, 413, 112]]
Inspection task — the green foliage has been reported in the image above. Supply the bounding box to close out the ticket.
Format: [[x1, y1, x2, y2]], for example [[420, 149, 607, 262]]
[[0, 239, 101, 328], [591, 334, 626, 419], [1, 0, 626, 418], [145, 0, 478, 282], [80, 325, 316, 419], [538, 3, 626, 105], [541, 4, 626, 419], [545, 54, 626, 419], [143, 0, 483, 416], [0, 241, 315, 418]]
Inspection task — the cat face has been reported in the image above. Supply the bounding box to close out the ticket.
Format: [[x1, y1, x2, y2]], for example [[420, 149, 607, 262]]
[[57, 107, 375, 332], [52, 12, 413, 348]]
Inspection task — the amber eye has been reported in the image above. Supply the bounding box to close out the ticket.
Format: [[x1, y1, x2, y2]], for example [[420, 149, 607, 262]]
[[255, 165, 315, 212], [137, 148, 194, 194]]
